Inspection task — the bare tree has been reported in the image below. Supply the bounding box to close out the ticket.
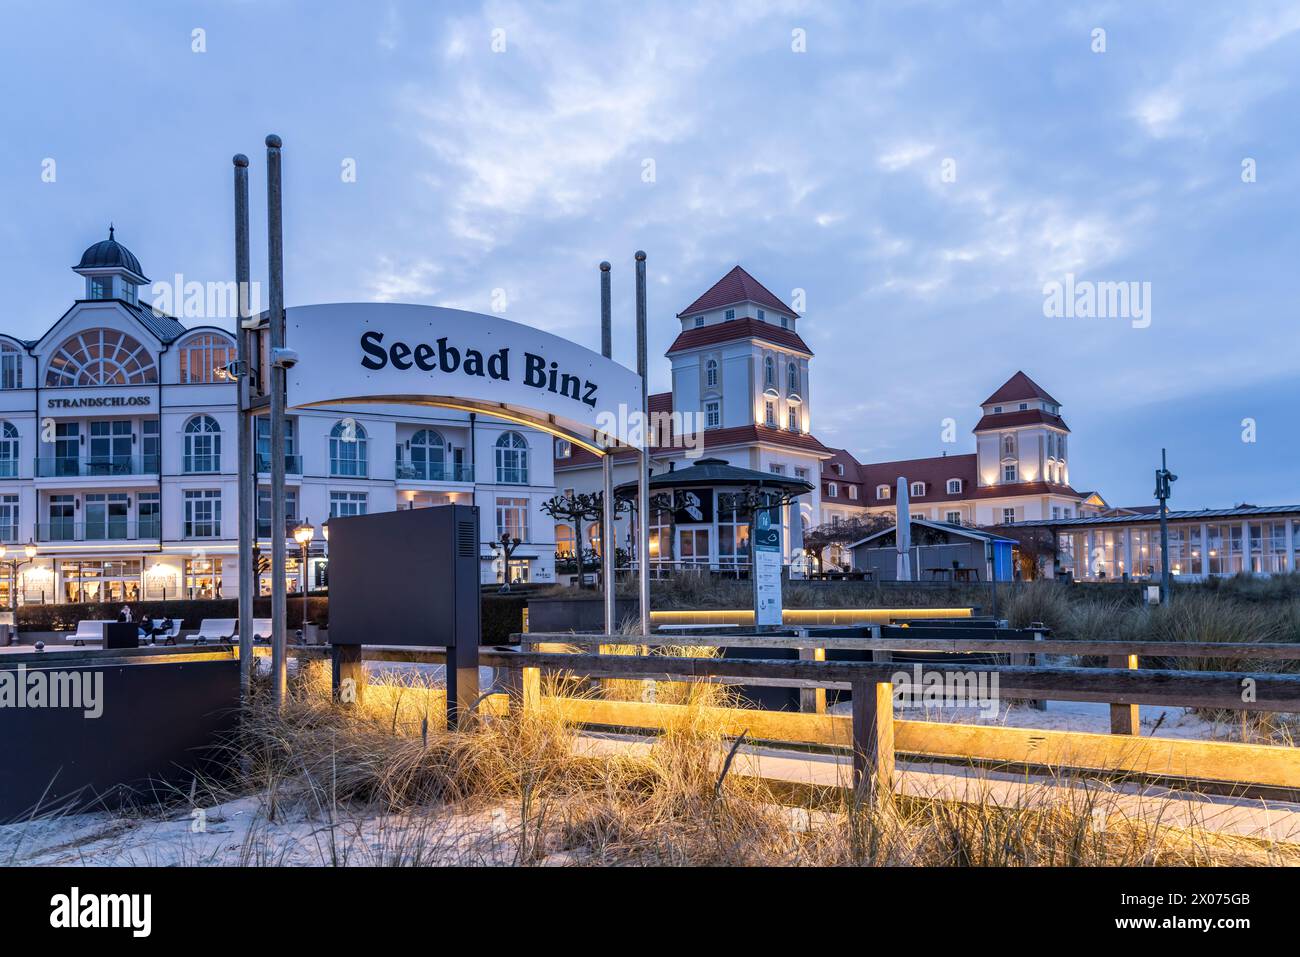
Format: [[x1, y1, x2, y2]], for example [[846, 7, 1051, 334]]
[[803, 515, 891, 572]]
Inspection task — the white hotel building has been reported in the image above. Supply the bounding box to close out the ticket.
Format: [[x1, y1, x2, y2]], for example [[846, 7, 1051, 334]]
[[0, 232, 557, 606]]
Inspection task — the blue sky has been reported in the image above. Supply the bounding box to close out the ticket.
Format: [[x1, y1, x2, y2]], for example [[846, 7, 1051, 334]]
[[2, 0, 1297, 508]]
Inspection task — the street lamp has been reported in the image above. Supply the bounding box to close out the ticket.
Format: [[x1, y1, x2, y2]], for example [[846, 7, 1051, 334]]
[[292, 518, 315, 640], [0, 540, 38, 644]]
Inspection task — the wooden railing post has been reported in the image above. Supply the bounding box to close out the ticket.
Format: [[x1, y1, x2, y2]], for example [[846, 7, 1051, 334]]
[[1108, 654, 1139, 734], [851, 679, 895, 801], [331, 643, 365, 707], [799, 644, 826, 714]]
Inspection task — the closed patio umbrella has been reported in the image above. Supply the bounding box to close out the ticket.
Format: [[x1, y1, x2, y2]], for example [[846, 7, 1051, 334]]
[[895, 477, 912, 581]]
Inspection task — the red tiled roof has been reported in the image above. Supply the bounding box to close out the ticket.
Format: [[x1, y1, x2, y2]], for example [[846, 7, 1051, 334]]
[[648, 391, 673, 415], [970, 482, 1085, 500], [973, 409, 1070, 432], [981, 371, 1061, 407], [666, 318, 813, 356], [859, 454, 979, 505], [677, 265, 798, 318]]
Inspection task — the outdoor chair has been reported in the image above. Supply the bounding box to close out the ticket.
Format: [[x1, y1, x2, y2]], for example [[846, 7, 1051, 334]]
[[250, 618, 274, 643], [149, 620, 183, 645], [65, 620, 115, 646]]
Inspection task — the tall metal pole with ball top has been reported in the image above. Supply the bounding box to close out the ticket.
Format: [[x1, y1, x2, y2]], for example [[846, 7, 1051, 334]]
[[634, 251, 651, 637], [266, 134, 288, 710]]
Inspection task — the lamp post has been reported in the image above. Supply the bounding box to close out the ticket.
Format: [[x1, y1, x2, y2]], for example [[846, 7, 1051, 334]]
[[0, 540, 37, 643], [292, 518, 315, 640]]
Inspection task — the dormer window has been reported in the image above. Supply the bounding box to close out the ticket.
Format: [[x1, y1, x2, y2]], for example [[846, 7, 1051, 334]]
[[725, 308, 735, 320], [993, 406, 1002, 413], [1018, 402, 1028, 410], [694, 315, 704, 327], [835, 463, 845, 476], [910, 481, 925, 498], [827, 482, 838, 498], [876, 484, 890, 500], [946, 478, 962, 494], [122, 283, 138, 305], [554, 439, 572, 459]]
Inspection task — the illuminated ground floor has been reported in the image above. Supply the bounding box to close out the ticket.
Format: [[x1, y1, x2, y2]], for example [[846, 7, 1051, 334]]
[[1009, 505, 1300, 581]]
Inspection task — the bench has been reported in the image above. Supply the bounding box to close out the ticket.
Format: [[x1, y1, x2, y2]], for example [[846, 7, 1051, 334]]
[[185, 618, 238, 645], [147, 620, 183, 645], [65, 620, 115, 647]]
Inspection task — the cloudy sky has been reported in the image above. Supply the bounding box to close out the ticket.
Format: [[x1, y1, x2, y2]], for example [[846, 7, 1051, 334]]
[[2, 1, 1297, 508]]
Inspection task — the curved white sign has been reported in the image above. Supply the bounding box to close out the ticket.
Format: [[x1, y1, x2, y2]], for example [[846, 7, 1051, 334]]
[[285, 303, 644, 451]]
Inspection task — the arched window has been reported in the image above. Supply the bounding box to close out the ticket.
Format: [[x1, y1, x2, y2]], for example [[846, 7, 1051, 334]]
[[45, 328, 157, 386], [330, 419, 368, 477], [764, 356, 775, 387], [876, 484, 891, 500], [705, 358, 718, 388], [495, 431, 529, 484], [184, 415, 221, 472], [179, 333, 237, 383], [0, 343, 22, 390], [555, 523, 576, 558], [1002, 434, 1016, 457], [910, 481, 926, 498], [787, 362, 798, 392], [0, 421, 17, 477], [409, 429, 445, 480]]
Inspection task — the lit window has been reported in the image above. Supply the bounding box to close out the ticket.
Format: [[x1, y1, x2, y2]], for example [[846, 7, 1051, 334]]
[[179, 333, 237, 383], [876, 484, 890, 499]]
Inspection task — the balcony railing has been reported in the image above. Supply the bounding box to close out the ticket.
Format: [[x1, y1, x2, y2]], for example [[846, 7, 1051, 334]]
[[183, 454, 221, 474], [34, 455, 160, 478], [36, 520, 161, 543], [256, 452, 303, 474], [395, 460, 474, 482]]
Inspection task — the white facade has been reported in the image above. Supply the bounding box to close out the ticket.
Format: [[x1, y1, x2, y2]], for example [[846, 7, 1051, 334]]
[[0, 236, 557, 606]]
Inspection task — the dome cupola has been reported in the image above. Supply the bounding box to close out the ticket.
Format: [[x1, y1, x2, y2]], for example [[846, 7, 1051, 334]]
[[72, 226, 149, 304]]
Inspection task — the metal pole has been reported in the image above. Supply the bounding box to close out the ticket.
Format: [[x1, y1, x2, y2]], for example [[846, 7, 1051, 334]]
[[233, 153, 255, 700], [634, 251, 650, 637], [1158, 448, 1173, 604], [266, 134, 288, 710], [600, 261, 616, 636]]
